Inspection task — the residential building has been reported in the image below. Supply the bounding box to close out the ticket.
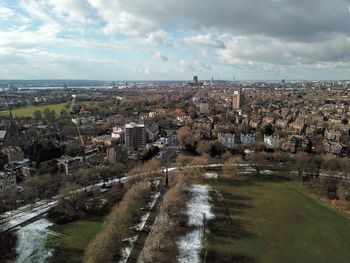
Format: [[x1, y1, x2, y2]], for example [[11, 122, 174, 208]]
[[146, 124, 159, 142], [232, 89, 245, 110], [264, 135, 279, 150], [57, 155, 85, 175], [2, 146, 24, 162], [199, 103, 210, 114], [107, 143, 127, 165], [240, 134, 256, 146], [111, 127, 125, 141], [125, 123, 147, 151], [218, 133, 235, 149], [323, 140, 348, 155], [0, 130, 7, 146], [325, 129, 342, 141], [0, 171, 16, 193]]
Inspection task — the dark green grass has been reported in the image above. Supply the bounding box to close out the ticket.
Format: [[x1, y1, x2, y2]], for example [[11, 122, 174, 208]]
[[48, 218, 103, 263], [205, 174, 350, 263]]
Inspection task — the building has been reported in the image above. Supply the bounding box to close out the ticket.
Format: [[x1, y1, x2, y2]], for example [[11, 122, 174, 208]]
[[125, 123, 147, 152], [57, 155, 85, 175], [232, 89, 245, 110], [323, 140, 348, 155], [199, 103, 210, 114], [111, 127, 125, 141], [325, 129, 342, 141], [193, 76, 198, 85], [92, 134, 115, 146], [0, 171, 16, 193], [2, 146, 24, 162], [284, 136, 310, 153], [107, 143, 127, 165], [146, 124, 159, 142], [0, 130, 7, 146], [240, 134, 256, 146], [218, 133, 235, 149], [264, 135, 279, 150]]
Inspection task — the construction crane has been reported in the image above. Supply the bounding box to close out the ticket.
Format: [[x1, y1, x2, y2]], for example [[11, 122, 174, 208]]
[[69, 94, 84, 146], [72, 118, 84, 146], [69, 94, 77, 113]]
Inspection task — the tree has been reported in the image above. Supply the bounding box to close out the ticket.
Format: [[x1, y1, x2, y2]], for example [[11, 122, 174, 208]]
[[223, 156, 242, 178], [196, 140, 211, 156], [177, 126, 197, 151], [24, 174, 57, 201], [247, 152, 268, 175], [58, 182, 88, 215], [98, 166, 114, 184], [263, 124, 274, 136], [337, 181, 350, 203], [33, 110, 42, 121], [111, 163, 125, 181], [0, 231, 17, 262], [176, 155, 192, 169], [143, 159, 160, 177], [209, 141, 225, 157], [43, 108, 56, 123], [75, 168, 100, 191]]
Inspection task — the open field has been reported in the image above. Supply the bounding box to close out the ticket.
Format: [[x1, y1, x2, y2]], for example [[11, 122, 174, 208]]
[[0, 103, 68, 117], [49, 218, 103, 263], [0, 100, 93, 118], [205, 174, 350, 263]]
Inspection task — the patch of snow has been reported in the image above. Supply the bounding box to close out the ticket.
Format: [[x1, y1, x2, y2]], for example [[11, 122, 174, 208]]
[[262, 169, 273, 174], [119, 186, 162, 263], [178, 184, 214, 263], [203, 172, 218, 179], [16, 219, 55, 263], [148, 192, 161, 208], [3, 201, 58, 231], [119, 235, 138, 263], [134, 212, 150, 231]]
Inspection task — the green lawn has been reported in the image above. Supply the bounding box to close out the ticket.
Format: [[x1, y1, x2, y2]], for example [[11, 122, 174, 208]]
[[0, 103, 68, 117], [49, 218, 104, 263], [205, 174, 350, 263]]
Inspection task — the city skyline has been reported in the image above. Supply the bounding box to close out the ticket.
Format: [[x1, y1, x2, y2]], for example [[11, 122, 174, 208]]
[[1, 0, 350, 80]]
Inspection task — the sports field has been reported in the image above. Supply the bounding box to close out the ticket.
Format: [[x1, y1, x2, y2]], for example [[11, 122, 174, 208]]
[[205, 174, 350, 263], [0, 103, 67, 117]]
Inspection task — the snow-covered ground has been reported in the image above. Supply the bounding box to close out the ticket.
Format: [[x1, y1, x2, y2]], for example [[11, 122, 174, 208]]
[[16, 218, 57, 263], [178, 184, 214, 263], [203, 172, 218, 179], [2, 201, 58, 232], [119, 190, 161, 263]]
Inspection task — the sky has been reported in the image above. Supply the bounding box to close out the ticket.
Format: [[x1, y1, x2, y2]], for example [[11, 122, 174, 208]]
[[1, 0, 350, 81]]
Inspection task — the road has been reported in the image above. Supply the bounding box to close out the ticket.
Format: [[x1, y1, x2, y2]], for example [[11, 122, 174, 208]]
[[2, 154, 348, 232]]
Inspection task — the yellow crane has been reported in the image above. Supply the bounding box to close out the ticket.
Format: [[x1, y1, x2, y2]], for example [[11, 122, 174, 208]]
[[69, 94, 84, 146], [71, 118, 84, 146]]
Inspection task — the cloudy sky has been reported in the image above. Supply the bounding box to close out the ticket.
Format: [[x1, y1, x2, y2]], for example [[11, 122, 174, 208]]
[[1, 0, 350, 80]]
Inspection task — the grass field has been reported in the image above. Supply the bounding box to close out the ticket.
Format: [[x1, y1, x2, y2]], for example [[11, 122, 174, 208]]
[[205, 174, 350, 263], [0, 103, 68, 117], [49, 218, 104, 263]]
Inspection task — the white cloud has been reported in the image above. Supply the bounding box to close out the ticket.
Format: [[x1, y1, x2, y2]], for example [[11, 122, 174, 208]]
[[217, 35, 350, 67], [0, 5, 14, 17], [145, 30, 173, 46], [184, 34, 225, 49], [152, 52, 168, 61]]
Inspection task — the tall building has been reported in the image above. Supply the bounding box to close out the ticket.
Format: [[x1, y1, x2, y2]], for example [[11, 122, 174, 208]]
[[232, 89, 245, 110], [107, 143, 127, 164], [125, 123, 147, 151], [193, 76, 198, 85]]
